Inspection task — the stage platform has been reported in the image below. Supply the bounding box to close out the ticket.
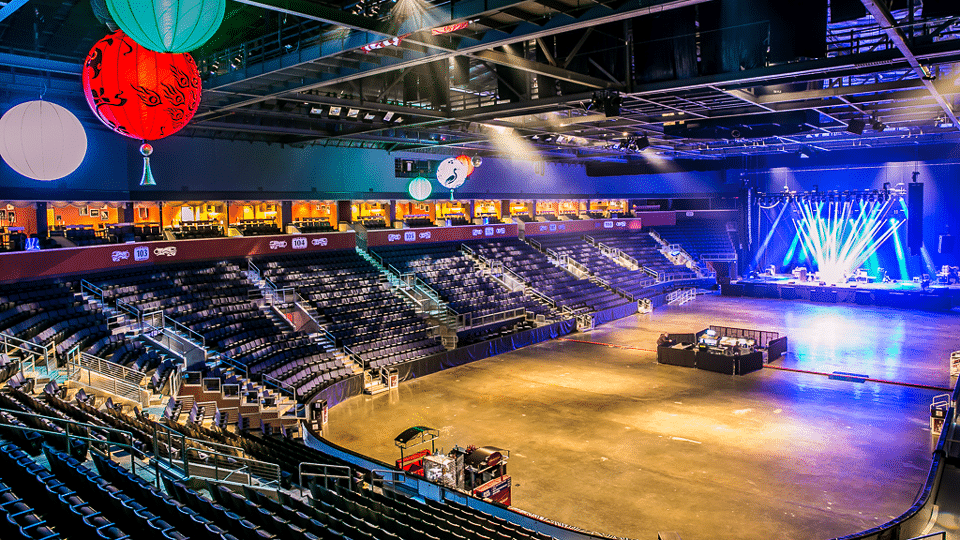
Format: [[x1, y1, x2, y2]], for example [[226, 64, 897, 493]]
[[723, 277, 960, 311]]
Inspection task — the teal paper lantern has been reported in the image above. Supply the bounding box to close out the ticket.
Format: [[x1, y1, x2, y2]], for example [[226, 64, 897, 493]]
[[408, 176, 432, 201], [105, 0, 225, 53]]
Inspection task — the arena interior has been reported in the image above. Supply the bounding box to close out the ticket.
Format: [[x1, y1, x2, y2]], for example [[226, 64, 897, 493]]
[[0, 1, 960, 540]]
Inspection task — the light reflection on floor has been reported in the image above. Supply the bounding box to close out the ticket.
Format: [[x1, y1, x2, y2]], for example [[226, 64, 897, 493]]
[[326, 295, 954, 540]]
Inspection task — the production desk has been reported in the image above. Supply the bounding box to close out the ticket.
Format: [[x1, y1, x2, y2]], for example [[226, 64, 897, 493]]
[[657, 344, 764, 375], [695, 347, 764, 375]]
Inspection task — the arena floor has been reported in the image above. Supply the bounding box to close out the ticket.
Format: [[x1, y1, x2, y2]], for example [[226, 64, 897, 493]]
[[325, 295, 957, 540]]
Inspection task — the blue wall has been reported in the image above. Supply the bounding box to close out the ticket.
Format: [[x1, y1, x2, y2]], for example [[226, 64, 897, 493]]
[[0, 126, 729, 199]]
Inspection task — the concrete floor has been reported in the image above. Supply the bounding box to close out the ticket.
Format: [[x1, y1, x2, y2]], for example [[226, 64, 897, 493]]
[[326, 295, 957, 540]]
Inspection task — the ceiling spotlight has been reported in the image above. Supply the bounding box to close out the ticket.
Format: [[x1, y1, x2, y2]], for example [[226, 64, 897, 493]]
[[347, 109, 360, 119], [871, 118, 886, 132], [383, 111, 395, 122], [363, 112, 377, 121], [328, 106, 342, 117], [309, 107, 324, 115], [636, 135, 650, 150]]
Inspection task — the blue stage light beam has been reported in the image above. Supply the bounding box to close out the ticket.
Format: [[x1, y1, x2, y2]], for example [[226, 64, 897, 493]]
[[793, 198, 904, 283]]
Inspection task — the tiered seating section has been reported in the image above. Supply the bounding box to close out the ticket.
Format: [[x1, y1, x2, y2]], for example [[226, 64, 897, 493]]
[[654, 219, 734, 260], [86, 261, 350, 402], [373, 243, 555, 324], [590, 230, 697, 280], [468, 239, 631, 313], [359, 217, 389, 230], [259, 250, 444, 370], [534, 234, 656, 299]]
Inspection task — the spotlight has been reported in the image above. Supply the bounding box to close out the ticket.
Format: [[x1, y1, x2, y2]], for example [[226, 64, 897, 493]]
[[308, 107, 324, 115], [871, 118, 886, 132], [328, 106, 342, 117], [383, 111, 395, 122], [636, 135, 650, 150], [363, 112, 377, 121], [347, 109, 360, 119]]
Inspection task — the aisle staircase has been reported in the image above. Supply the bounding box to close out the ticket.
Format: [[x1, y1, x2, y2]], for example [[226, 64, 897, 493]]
[[357, 248, 460, 333]]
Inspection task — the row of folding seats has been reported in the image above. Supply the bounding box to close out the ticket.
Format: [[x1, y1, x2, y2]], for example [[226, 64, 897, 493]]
[[0, 440, 128, 539]]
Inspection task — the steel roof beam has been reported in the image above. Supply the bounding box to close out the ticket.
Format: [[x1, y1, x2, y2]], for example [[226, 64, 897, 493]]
[[197, 0, 705, 121], [859, 0, 959, 129]]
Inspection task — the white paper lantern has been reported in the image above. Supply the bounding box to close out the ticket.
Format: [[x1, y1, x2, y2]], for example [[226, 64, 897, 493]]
[[0, 100, 87, 181], [437, 157, 469, 190], [408, 176, 432, 201]]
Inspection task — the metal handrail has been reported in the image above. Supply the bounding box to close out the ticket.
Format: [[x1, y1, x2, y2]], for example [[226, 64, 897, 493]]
[[0, 406, 144, 459], [299, 462, 354, 491], [343, 344, 364, 371], [459, 308, 526, 330], [0, 331, 52, 375], [262, 374, 296, 400], [247, 260, 262, 281], [163, 313, 206, 348], [80, 280, 104, 303]]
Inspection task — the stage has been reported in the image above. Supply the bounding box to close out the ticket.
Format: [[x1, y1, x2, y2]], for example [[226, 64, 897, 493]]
[[723, 276, 960, 311]]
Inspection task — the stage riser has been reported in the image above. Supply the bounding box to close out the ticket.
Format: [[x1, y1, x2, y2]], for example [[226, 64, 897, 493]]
[[723, 283, 957, 311]]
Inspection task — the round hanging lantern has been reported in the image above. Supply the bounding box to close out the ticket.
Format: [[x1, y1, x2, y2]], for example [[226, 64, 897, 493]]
[[82, 31, 201, 141], [471, 155, 482, 168], [407, 176, 432, 201], [105, 0, 225, 53], [0, 100, 87, 181], [437, 157, 469, 190], [455, 154, 474, 176]]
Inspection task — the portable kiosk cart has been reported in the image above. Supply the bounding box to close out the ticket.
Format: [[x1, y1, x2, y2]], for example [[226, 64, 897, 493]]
[[394, 426, 440, 477], [464, 446, 512, 505]]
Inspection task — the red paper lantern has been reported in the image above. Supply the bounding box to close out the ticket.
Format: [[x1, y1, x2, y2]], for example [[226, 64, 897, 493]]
[[82, 30, 201, 141], [456, 154, 474, 177]]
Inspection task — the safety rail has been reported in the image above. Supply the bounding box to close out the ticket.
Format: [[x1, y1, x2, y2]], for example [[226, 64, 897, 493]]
[[343, 344, 364, 371], [319, 327, 339, 347], [262, 373, 297, 400], [700, 253, 738, 261], [64, 346, 150, 406], [142, 310, 205, 348], [299, 462, 355, 492], [564, 256, 592, 279], [151, 421, 281, 488], [528, 238, 543, 252], [80, 279, 105, 303], [0, 407, 146, 461], [217, 353, 248, 379], [116, 299, 142, 326], [0, 331, 53, 378], [666, 288, 697, 306], [458, 308, 526, 330], [247, 259, 262, 282]]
